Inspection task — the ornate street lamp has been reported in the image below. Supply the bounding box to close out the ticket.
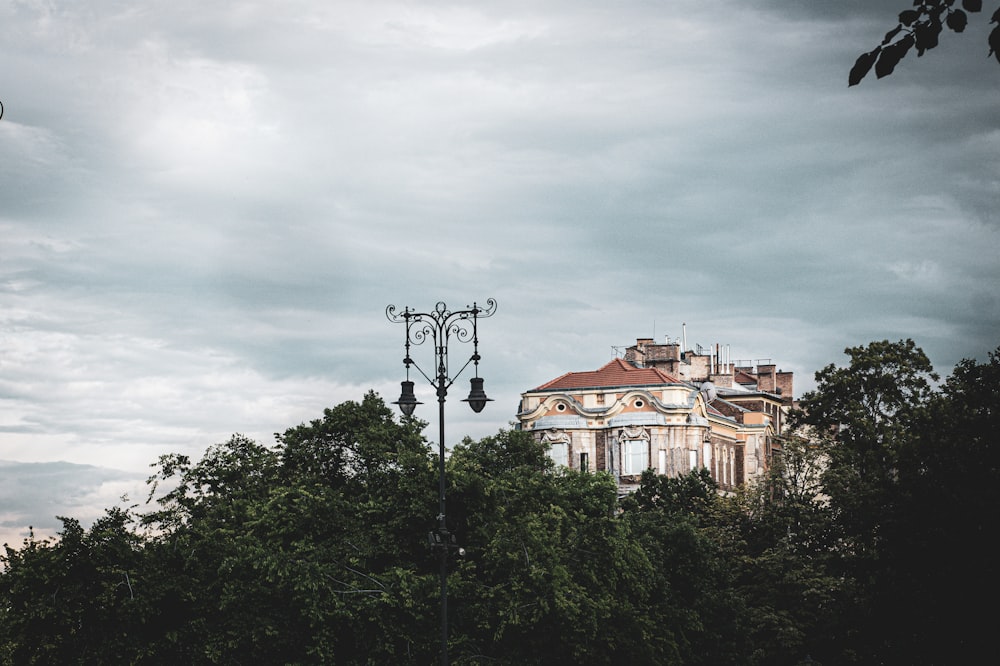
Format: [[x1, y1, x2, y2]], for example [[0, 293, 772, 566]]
[[386, 299, 497, 666]]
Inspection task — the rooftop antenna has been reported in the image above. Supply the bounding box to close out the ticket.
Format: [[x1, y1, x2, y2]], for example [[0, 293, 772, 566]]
[[682, 322, 687, 352]]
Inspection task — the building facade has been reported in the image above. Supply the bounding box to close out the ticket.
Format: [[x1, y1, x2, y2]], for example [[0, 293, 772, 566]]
[[517, 337, 794, 493]]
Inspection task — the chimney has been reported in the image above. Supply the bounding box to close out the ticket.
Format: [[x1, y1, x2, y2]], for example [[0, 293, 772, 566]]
[[776, 371, 794, 403], [757, 364, 777, 393]]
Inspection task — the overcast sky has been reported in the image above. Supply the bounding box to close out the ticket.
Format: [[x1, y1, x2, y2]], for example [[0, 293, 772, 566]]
[[2, 0, 998, 546]]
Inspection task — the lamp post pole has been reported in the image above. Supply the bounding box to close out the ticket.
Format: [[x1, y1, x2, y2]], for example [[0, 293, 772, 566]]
[[386, 299, 496, 666]]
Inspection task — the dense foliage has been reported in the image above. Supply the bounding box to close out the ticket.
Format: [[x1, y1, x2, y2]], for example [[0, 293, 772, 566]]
[[2, 343, 997, 664]]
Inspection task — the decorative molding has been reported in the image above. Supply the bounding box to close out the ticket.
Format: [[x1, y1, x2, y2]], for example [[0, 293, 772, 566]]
[[618, 425, 649, 442], [532, 415, 587, 429], [609, 412, 666, 427], [540, 429, 572, 445]]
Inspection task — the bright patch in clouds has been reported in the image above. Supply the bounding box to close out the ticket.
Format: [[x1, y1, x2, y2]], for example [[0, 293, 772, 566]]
[[1, 0, 998, 540]]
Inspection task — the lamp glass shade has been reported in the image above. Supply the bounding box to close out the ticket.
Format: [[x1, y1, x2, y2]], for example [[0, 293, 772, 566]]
[[463, 376, 492, 413], [394, 380, 422, 416]]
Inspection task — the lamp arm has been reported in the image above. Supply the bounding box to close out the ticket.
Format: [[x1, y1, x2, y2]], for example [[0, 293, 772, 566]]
[[442, 355, 476, 390], [406, 358, 436, 387]]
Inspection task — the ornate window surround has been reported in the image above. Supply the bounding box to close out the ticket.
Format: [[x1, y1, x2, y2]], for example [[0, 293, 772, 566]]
[[618, 426, 650, 476]]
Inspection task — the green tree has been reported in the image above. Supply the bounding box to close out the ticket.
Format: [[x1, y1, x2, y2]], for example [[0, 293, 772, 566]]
[[790, 339, 940, 662], [793, 339, 937, 551], [620, 469, 749, 666], [869, 347, 1000, 664], [718, 439, 850, 665], [850, 1, 1000, 85], [5, 362, 993, 664], [0, 509, 149, 664], [446, 429, 659, 665], [790, 339, 1000, 663], [139, 392, 441, 664], [139, 434, 292, 663]]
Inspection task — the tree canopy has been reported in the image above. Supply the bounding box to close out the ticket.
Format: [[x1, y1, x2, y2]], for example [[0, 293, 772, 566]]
[[849, 1, 1000, 85], [2, 345, 998, 664], [790, 340, 999, 663]]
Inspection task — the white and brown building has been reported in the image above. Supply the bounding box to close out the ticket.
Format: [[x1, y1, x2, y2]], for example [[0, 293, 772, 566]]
[[517, 337, 794, 493]]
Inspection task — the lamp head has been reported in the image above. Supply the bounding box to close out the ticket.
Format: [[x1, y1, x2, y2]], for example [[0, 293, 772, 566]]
[[394, 380, 422, 416], [463, 376, 492, 413]]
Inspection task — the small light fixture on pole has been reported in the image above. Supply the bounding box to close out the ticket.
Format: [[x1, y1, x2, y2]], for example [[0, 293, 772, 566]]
[[463, 375, 491, 413], [386, 299, 497, 666], [395, 379, 422, 417]]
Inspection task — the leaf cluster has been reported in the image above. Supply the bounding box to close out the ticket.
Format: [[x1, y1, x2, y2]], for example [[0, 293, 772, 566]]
[[849, 1, 1000, 85]]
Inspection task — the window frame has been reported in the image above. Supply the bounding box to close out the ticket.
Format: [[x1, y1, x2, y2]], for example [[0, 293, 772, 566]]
[[622, 439, 649, 475], [549, 441, 569, 468]]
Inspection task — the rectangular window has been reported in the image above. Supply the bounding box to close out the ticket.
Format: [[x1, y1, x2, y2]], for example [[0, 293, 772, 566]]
[[689, 449, 698, 471], [550, 442, 568, 468], [579, 452, 589, 472], [623, 440, 648, 475]]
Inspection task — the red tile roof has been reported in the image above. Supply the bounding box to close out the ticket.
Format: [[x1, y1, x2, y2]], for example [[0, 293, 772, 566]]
[[532, 358, 681, 391]]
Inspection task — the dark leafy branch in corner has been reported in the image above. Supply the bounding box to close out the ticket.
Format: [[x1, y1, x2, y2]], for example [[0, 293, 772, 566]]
[[850, 0, 1000, 85]]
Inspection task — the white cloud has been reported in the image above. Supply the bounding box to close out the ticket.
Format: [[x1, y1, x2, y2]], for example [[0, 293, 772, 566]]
[[118, 41, 280, 189], [1, 0, 998, 540]]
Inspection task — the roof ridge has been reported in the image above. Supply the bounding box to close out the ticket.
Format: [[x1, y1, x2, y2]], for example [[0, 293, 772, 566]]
[[531, 358, 682, 391], [534, 370, 576, 391]]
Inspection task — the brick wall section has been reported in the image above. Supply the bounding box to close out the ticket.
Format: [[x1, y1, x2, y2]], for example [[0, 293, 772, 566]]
[[595, 430, 607, 472], [710, 373, 734, 388], [757, 364, 776, 392], [711, 400, 744, 422], [626, 339, 683, 375], [735, 444, 745, 486], [776, 371, 794, 402], [621, 338, 794, 403], [689, 355, 711, 381], [646, 344, 681, 362]]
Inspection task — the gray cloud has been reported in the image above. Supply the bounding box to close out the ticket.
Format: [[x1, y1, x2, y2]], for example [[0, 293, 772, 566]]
[[1, 1, 998, 535], [0, 460, 146, 548]]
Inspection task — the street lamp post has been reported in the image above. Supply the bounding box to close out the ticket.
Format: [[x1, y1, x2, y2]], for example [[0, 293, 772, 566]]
[[386, 299, 497, 666]]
